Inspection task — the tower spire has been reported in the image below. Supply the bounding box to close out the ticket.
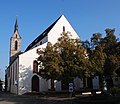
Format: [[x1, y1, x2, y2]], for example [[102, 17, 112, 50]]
[[14, 17, 18, 33], [10, 17, 21, 63]]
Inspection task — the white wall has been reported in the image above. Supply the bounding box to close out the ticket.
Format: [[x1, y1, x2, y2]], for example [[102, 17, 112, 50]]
[[18, 43, 47, 95], [31, 15, 79, 50], [55, 80, 61, 91], [92, 76, 99, 89], [48, 15, 80, 45], [7, 58, 19, 94], [40, 78, 49, 91], [74, 77, 83, 90]]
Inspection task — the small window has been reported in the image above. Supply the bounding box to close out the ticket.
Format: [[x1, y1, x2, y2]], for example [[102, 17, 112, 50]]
[[63, 26, 65, 32], [40, 41, 42, 45], [33, 60, 38, 73], [16, 34, 17, 38], [15, 40, 18, 50]]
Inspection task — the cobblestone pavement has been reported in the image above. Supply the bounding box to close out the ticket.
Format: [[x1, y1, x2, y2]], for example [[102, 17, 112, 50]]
[[0, 91, 76, 104]]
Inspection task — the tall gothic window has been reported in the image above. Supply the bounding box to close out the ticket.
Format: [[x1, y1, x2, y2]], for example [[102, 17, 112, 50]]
[[15, 40, 18, 50], [33, 60, 38, 73]]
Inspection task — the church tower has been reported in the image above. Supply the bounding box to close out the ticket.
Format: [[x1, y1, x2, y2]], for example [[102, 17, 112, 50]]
[[10, 18, 21, 63]]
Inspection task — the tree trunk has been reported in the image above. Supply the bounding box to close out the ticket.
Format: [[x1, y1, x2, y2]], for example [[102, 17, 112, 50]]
[[83, 77, 87, 88], [51, 79, 55, 91], [106, 76, 114, 89]]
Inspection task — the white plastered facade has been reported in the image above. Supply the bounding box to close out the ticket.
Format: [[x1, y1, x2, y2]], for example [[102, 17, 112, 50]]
[[7, 15, 100, 95]]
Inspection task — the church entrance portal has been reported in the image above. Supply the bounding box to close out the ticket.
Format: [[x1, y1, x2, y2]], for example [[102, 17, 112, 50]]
[[32, 75, 39, 92]]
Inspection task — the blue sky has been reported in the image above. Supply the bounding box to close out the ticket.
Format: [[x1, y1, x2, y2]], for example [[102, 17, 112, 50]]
[[0, 0, 120, 80]]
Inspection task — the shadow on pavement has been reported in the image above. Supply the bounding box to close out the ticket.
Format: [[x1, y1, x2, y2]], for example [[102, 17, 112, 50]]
[[0, 91, 120, 104], [0, 91, 73, 104]]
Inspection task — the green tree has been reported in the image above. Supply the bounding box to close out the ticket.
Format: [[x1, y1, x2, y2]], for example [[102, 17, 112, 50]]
[[101, 28, 120, 88], [37, 32, 93, 90], [115, 42, 120, 76], [37, 42, 63, 90], [82, 33, 106, 76], [102, 29, 119, 77], [90, 45, 106, 76], [85, 28, 120, 88], [54, 32, 93, 89]]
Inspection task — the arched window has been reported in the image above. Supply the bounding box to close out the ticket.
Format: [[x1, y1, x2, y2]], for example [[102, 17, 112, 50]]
[[16, 34, 17, 38], [33, 60, 38, 73], [15, 40, 18, 50]]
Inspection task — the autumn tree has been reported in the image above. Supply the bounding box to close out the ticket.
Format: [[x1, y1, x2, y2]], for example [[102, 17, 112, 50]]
[[37, 42, 63, 90], [37, 32, 93, 90], [82, 33, 107, 88], [54, 32, 93, 89]]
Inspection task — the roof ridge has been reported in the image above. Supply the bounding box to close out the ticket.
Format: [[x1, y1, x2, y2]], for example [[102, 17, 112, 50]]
[[25, 15, 62, 52]]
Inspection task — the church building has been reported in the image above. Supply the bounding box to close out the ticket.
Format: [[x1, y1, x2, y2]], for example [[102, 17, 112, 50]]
[[6, 15, 99, 95]]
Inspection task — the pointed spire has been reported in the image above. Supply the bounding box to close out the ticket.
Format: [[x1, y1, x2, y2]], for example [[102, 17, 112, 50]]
[[14, 17, 18, 33]]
